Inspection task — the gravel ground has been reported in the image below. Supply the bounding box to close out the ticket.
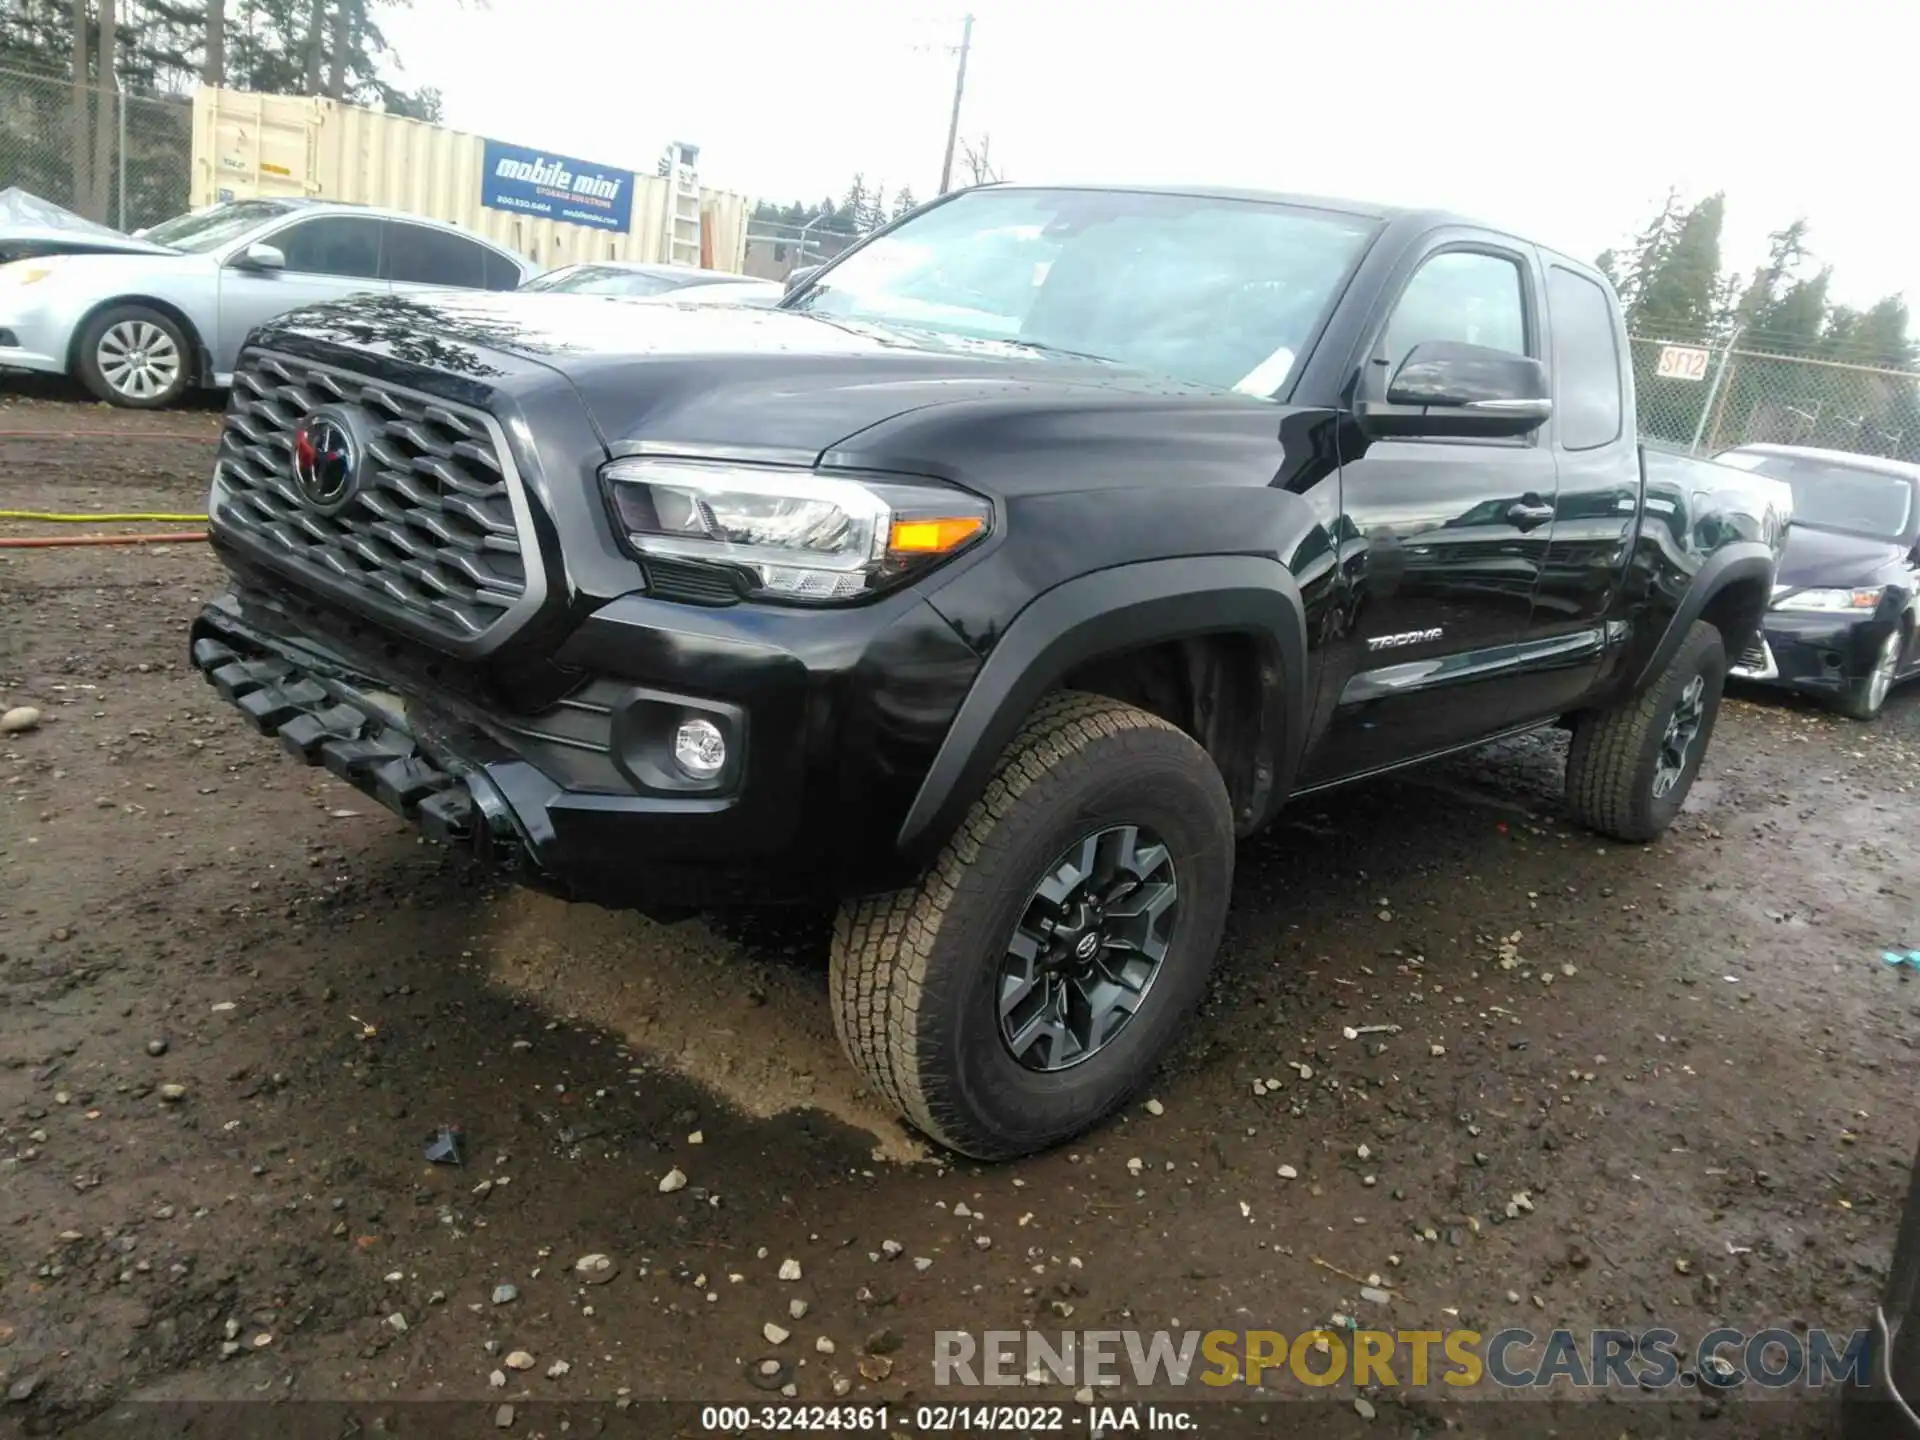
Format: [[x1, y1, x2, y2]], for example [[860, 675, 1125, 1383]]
[[2, 384, 1918, 1437]]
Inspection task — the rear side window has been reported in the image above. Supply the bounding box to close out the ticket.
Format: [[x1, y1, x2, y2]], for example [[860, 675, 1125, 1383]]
[[383, 223, 489, 288], [271, 216, 383, 279], [1383, 250, 1528, 371], [1548, 266, 1624, 451], [481, 248, 523, 291]]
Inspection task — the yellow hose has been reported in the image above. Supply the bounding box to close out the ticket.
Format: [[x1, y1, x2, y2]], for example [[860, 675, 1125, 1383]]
[[0, 510, 209, 523]]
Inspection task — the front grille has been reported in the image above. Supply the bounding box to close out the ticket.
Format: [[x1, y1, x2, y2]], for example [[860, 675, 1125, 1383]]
[[215, 350, 530, 646]]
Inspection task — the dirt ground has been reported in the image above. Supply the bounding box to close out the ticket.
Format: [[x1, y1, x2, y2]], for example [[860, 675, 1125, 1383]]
[[2, 382, 1918, 1438]]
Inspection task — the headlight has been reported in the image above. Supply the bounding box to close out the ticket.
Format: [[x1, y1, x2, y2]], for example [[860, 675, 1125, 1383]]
[[601, 457, 990, 604], [1771, 586, 1885, 613], [0, 259, 61, 287]]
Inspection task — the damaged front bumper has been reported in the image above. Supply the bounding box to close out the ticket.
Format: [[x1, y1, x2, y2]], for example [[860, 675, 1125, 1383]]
[[1729, 613, 1897, 698], [190, 576, 984, 912], [190, 613, 535, 868]]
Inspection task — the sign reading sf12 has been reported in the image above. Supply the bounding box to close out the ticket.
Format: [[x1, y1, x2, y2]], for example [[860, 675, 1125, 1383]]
[[480, 139, 634, 233]]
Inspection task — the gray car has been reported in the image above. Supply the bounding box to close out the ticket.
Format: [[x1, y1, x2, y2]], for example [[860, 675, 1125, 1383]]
[[0, 198, 531, 408]]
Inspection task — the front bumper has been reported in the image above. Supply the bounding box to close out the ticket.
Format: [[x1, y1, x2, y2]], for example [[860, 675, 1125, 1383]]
[[1729, 612, 1895, 697], [0, 305, 67, 375], [191, 583, 982, 910]]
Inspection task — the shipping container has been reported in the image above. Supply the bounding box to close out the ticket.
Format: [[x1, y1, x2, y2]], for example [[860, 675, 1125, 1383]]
[[189, 86, 748, 274]]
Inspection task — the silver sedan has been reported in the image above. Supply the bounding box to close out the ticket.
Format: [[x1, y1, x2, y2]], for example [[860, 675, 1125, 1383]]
[[0, 198, 532, 408]]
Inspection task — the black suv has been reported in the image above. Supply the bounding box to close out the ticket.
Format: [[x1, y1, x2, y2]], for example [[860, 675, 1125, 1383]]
[[191, 184, 1789, 1158]]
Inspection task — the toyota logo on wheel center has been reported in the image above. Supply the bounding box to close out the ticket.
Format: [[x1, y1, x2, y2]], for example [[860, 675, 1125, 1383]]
[[292, 412, 360, 510]]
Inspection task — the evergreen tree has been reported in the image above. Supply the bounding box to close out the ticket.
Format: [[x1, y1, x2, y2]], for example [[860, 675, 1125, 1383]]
[[1625, 192, 1724, 337], [840, 175, 869, 233], [1731, 220, 1812, 338], [1762, 269, 1832, 354], [1611, 188, 1683, 316]]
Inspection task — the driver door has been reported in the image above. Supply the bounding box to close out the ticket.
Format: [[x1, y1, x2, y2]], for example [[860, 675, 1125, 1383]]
[[1302, 240, 1561, 783], [215, 215, 389, 373]]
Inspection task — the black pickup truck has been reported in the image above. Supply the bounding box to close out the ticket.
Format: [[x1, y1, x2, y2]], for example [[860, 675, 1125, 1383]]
[[190, 183, 1790, 1158]]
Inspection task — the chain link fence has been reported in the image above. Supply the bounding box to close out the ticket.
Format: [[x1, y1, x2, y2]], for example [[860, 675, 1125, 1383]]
[[1630, 333, 1920, 464], [740, 218, 860, 280], [0, 65, 192, 233]]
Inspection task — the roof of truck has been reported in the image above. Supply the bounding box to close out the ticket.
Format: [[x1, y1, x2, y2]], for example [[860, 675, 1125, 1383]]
[[970, 182, 1598, 278], [979, 180, 1418, 219]]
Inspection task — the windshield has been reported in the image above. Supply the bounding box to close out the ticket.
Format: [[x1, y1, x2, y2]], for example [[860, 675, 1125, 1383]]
[[521, 265, 722, 297], [1717, 450, 1915, 538], [144, 200, 297, 253], [787, 187, 1378, 394]]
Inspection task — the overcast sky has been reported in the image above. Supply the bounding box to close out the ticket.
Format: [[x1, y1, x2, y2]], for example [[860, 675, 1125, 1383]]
[[381, 0, 1914, 309]]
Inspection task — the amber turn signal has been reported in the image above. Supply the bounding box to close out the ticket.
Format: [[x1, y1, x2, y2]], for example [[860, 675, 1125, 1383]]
[[889, 516, 986, 555]]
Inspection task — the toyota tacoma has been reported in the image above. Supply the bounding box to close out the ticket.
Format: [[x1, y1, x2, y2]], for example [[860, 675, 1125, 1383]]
[[190, 183, 1791, 1158]]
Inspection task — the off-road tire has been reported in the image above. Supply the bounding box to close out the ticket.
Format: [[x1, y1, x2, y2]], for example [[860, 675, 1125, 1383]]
[[75, 303, 193, 409], [1565, 620, 1726, 842], [830, 692, 1235, 1159]]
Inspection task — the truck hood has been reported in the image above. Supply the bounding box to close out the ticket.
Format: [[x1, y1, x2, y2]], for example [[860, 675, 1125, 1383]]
[[260, 289, 1256, 458], [1775, 524, 1910, 588]]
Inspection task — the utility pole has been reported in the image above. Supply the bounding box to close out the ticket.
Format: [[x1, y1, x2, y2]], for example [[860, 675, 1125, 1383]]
[[937, 12, 973, 195]]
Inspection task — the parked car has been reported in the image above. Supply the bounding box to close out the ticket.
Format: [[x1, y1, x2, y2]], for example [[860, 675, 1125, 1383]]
[[189, 182, 1789, 1158], [0, 186, 151, 263], [1715, 444, 1920, 719], [0, 198, 531, 408], [520, 261, 778, 304]]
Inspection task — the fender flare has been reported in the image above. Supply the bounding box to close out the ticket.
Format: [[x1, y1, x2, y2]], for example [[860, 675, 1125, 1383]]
[[1634, 542, 1776, 690], [897, 556, 1310, 861]]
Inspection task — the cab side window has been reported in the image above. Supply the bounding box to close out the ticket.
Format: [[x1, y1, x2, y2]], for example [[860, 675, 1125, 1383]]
[[1547, 265, 1625, 451], [1382, 250, 1529, 374]]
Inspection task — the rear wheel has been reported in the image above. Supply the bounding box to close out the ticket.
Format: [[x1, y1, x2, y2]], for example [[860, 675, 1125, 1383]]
[[76, 304, 193, 408], [1565, 620, 1727, 842], [1834, 629, 1903, 722], [830, 692, 1235, 1159]]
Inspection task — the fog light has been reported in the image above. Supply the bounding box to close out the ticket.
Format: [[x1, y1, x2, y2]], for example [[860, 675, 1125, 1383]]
[[672, 717, 727, 779]]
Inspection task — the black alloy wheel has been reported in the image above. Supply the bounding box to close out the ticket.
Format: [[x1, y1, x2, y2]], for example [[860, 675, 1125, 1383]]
[[997, 824, 1180, 1072]]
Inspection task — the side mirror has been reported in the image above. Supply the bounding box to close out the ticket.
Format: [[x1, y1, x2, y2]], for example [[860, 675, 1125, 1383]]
[[235, 242, 285, 273], [784, 264, 819, 297], [1359, 340, 1552, 440]]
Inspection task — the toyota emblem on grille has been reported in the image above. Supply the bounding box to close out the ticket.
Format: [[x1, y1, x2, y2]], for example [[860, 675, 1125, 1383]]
[[292, 410, 361, 512]]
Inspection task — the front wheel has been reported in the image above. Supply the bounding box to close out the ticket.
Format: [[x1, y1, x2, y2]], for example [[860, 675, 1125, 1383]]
[[830, 692, 1235, 1159], [76, 304, 193, 408], [1834, 629, 1904, 722], [1565, 620, 1727, 842]]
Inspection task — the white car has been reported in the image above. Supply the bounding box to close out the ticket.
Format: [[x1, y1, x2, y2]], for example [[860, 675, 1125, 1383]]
[[0, 198, 532, 408]]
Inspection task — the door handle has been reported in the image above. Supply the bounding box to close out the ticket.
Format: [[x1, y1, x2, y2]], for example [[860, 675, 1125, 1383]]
[[1506, 501, 1555, 531]]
